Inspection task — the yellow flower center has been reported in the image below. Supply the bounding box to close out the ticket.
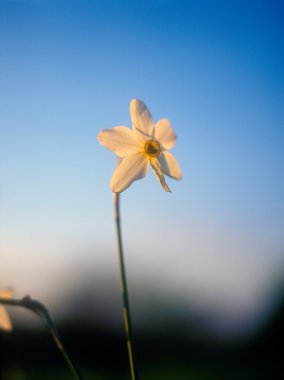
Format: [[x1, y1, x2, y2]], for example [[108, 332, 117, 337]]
[[144, 139, 161, 158]]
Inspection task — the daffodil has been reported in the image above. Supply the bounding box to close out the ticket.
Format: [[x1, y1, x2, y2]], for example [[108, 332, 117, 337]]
[[0, 289, 13, 332], [98, 99, 182, 192]]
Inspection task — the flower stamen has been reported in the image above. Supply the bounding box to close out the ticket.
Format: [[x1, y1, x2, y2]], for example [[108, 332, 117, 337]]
[[144, 139, 161, 158]]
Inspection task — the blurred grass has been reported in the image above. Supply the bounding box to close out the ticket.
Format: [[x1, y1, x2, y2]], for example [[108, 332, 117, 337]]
[[1, 293, 283, 380], [1, 364, 273, 380]]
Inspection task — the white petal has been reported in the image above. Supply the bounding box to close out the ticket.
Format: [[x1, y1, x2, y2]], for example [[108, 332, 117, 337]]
[[158, 151, 182, 180], [97, 126, 142, 157], [0, 290, 13, 332], [111, 153, 149, 192], [0, 289, 13, 299], [150, 158, 171, 192], [130, 99, 154, 141], [0, 306, 13, 332], [154, 119, 176, 150]]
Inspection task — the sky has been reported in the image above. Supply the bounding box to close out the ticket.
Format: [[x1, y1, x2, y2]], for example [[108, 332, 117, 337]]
[[0, 0, 284, 338]]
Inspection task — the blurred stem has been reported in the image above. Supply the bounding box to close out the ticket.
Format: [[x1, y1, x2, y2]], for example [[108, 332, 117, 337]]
[[113, 159, 139, 380], [0, 296, 83, 380]]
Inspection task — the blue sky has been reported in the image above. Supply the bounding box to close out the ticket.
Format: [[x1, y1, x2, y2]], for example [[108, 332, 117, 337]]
[[0, 0, 284, 337]]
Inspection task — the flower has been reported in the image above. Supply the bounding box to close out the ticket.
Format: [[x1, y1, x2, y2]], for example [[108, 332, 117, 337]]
[[98, 99, 182, 192], [0, 289, 13, 332]]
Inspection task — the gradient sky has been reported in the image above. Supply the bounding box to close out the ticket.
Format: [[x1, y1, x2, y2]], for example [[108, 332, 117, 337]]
[[0, 0, 284, 337]]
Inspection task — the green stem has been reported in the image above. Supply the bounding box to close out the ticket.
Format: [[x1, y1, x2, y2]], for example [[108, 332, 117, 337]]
[[0, 296, 83, 380], [113, 191, 139, 380]]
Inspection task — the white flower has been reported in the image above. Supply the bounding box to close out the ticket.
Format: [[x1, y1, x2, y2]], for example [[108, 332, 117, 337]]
[[98, 99, 182, 193], [0, 289, 13, 332]]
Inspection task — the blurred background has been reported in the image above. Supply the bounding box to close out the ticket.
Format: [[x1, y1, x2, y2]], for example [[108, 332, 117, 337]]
[[0, 0, 283, 379]]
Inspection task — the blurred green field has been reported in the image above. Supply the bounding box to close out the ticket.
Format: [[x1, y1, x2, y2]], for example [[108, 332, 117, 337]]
[[1, 363, 273, 380], [1, 295, 283, 380]]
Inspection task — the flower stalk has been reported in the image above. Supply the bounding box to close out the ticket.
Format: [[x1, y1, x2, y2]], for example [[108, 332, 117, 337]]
[[113, 160, 139, 380], [0, 296, 83, 380]]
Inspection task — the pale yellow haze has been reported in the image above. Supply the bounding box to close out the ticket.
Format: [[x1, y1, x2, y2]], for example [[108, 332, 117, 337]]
[[97, 99, 182, 192], [0, 289, 13, 332]]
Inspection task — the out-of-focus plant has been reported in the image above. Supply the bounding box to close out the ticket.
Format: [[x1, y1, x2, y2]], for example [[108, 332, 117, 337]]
[[0, 288, 13, 332], [0, 293, 83, 380]]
